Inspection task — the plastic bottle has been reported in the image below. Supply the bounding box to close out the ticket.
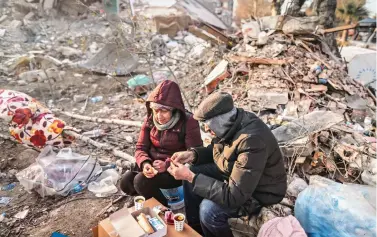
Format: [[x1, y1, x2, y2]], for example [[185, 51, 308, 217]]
[[72, 182, 86, 194], [90, 96, 103, 103], [1, 183, 16, 191]]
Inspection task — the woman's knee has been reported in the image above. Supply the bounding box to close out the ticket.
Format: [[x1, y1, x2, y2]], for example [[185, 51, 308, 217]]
[[119, 171, 137, 195], [133, 172, 152, 194]]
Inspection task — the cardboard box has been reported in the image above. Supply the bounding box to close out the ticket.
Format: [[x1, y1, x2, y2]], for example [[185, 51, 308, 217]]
[[93, 207, 167, 237]]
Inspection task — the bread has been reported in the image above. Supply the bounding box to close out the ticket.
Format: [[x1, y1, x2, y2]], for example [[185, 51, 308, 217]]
[[137, 213, 154, 234]]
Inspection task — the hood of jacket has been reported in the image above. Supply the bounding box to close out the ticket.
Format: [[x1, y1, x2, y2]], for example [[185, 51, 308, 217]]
[[146, 80, 185, 117]]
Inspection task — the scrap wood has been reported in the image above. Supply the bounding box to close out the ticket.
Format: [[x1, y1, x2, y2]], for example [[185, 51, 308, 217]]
[[279, 67, 296, 85], [228, 55, 287, 65], [64, 130, 135, 162], [321, 23, 358, 34], [55, 110, 143, 127], [96, 195, 125, 217]]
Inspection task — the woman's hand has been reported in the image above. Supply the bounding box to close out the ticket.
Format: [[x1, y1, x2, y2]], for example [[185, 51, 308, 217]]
[[153, 160, 167, 173], [143, 163, 157, 178]]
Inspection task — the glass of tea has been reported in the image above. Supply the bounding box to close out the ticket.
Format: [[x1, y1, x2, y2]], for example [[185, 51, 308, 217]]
[[173, 213, 185, 232], [134, 196, 145, 211]]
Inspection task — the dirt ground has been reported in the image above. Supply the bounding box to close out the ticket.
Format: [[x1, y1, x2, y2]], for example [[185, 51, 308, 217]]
[[0, 66, 145, 236]]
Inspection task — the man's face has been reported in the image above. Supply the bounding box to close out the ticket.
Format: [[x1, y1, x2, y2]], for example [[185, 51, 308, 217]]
[[203, 123, 216, 137]]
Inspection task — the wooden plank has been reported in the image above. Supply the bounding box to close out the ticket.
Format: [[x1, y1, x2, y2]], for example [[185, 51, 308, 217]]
[[323, 23, 358, 34], [228, 55, 287, 65]]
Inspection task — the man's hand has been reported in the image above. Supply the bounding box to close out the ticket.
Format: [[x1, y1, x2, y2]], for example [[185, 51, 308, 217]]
[[167, 161, 195, 182], [153, 160, 167, 173], [143, 163, 157, 178], [171, 151, 195, 164]]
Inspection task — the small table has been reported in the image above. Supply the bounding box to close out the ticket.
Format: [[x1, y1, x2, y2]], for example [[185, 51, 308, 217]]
[[135, 198, 201, 237]]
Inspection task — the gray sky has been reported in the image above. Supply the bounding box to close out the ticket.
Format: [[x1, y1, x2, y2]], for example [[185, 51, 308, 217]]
[[365, 0, 376, 17]]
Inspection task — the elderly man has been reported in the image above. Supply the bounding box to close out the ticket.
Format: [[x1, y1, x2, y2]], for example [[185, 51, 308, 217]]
[[168, 92, 287, 237]]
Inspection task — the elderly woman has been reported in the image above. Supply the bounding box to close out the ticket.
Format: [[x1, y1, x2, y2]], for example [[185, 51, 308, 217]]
[[120, 80, 202, 206]]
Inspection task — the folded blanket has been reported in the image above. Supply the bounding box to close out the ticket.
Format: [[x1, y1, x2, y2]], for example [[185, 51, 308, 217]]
[[0, 89, 73, 148], [258, 215, 307, 237]]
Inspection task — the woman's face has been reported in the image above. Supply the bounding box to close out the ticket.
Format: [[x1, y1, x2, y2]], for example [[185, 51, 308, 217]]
[[152, 108, 172, 125]]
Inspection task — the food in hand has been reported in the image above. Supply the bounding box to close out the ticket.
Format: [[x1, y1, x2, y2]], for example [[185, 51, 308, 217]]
[[137, 213, 154, 234], [151, 167, 158, 175]]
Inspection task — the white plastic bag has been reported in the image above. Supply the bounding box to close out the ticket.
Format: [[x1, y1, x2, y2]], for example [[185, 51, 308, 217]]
[[88, 169, 120, 197], [16, 146, 101, 197], [295, 176, 376, 237], [242, 21, 260, 40]]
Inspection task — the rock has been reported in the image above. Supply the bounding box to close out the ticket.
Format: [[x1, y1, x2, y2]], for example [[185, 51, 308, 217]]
[[18, 68, 64, 82], [8, 169, 18, 176], [0, 29, 6, 37], [287, 175, 308, 197], [23, 12, 35, 25], [0, 15, 8, 24], [56, 46, 82, 58], [361, 158, 377, 186], [73, 94, 87, 103], [248, 90, 289, 109], [89, 42, 98, 53], [74, 73, 83, 78], [8, 20, 22, 29], [125, 136, 133, 143], [17, 80, 27, 86], [272, 111, 344, 144], [42, 0, 55, 10]]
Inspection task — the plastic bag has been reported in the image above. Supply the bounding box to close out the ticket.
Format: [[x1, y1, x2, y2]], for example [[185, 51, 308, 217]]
[[16, 146, 101, 197], [295, 175, 376, 237], [126, 75, 152, 89], [88, 169, 119, 197]]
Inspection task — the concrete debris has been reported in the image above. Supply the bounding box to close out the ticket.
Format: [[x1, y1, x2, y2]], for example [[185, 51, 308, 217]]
[[272, 111, 344, 144], [248, 90, 289, 110], [287, 175, 309, 197], [8, 20, 22, 29], [56, 46, 82, 58], [14, 209, 29, 219], [79, 43, 139, 76]]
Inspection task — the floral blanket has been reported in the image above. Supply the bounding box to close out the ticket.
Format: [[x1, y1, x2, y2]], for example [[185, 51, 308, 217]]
[[0, 89, 72, 148]]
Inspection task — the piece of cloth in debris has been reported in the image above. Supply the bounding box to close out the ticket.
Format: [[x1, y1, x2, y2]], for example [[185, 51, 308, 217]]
[[204, 107, 237, 138], [0, 89, 72, 148], [153, 110, 181, 131], [257, 215, 307, 237]]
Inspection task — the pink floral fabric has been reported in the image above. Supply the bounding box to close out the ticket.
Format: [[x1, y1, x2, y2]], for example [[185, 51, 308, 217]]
[[0, 89, 73, 148]]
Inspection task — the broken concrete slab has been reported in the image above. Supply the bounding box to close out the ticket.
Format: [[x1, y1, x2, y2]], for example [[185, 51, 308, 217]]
[[282, 16, 320, 35], [0, 15, 8, 24], [41, 0, 56, 10], [23, 12, 35, 25], [8, 20, 22, 29], [18, 68, 65, 82], [56, 46, 82, 58], [272, 111, 344, 144], [248, 90, 289, 110], [79, 43, 139, 76]]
